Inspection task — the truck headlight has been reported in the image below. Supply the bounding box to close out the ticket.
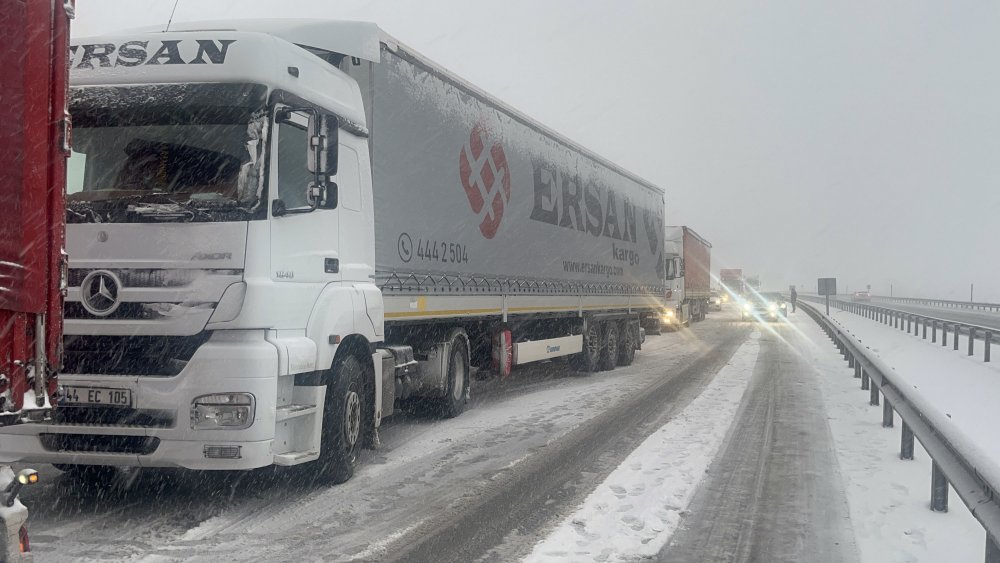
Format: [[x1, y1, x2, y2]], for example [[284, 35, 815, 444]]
[[191, 393, 255, 430]]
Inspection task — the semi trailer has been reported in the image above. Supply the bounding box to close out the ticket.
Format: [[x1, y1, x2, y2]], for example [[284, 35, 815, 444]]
[[0, 20, 667, 483], [661, 226, 711, 328]]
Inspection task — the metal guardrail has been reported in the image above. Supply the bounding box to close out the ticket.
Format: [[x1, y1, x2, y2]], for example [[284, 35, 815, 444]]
[[799, 300, 1000, 562], [802, 295, 995, 363], [869, 295, 1000, 312]]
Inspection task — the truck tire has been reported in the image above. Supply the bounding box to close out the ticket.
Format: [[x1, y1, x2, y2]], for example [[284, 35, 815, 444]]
[[572, 321, 602, 372], [318, 355, 366, 484], [434, 336, 470, 418], [617, 322, 636, 366], [600, 322, 619, 371]]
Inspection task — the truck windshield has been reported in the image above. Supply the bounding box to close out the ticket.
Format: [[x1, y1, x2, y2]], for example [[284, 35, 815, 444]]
[[67, 83, 268, 222]]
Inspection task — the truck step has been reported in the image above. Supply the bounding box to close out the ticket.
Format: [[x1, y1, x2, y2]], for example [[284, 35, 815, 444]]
[[275, 403, 318, 422], [273, 449, 320, 465]]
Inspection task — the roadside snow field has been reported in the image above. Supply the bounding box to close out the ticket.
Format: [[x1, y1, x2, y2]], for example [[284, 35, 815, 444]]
[[525, 331, 761, 562], [823, 305, 1000, 498], [790, 310, 984, 562]]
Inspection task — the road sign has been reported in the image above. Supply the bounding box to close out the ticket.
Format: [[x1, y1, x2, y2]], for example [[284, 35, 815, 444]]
[[818, 278, 837, 296], [818, 277, 837, 315]]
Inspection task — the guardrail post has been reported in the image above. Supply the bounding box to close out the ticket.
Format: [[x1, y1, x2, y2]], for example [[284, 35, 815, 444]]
[[895, 313, 900, 329], [931, 461, 949, 512], [870, 381, 880, 406], [987, 332, 992, 363], [861, 367, 869, 390], [883, 398, 894, 427], [955, 325, 960, 351], [932, 321, 937, 343], [922, 318, 927, 339], [900, 422, 914, 460], [854, 363, 862, 378], [969, 327, 976, 356], [907, 315, 912, 333], [942, 323, 948, 347]]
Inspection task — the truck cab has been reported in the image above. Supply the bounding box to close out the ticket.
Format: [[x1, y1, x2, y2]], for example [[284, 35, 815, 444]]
[[0, 24, 383, 481]]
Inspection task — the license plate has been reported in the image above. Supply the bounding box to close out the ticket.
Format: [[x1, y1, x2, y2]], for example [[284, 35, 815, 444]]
[[61, 386, 133, 408]]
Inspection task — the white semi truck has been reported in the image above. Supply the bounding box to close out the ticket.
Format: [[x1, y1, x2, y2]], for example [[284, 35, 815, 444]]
[[0, 20, 666, 483], [661, 226, 712, 329]]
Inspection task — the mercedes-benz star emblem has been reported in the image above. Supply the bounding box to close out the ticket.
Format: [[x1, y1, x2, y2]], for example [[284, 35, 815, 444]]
[[80, 270, 122, 317]]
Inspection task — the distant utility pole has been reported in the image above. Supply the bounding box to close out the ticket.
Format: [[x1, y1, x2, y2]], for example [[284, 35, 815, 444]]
[[890, 284, 893, 297], [971, 283, 974, 303]]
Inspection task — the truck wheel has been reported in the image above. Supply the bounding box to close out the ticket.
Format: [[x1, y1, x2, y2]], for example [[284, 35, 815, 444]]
[[572, 321, 602, 372], [318, 355, 366, 484], [435, 337, 470, 418], [600, 322, 619, 371], [616, 322, 636, 366]]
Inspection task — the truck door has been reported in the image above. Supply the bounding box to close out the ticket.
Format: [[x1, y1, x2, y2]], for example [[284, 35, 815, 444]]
[[268, 109, 341, 286]]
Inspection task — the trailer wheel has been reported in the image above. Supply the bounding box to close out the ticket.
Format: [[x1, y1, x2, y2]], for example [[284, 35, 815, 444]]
[[319, 354, 366, 484], [434, 336, 470, 418], [600, 322, 619, 371], [617, 322, 636, 366], [572, 321, 602, 372]]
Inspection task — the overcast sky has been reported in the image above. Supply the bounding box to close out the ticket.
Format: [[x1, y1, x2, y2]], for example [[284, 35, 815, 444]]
[[75, 1, 1000, 300]]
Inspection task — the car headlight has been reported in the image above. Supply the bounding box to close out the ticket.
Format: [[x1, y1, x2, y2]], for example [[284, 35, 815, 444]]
[[192, 393, 255, 430], [780, 303, 787, 309], [743, 303, 752, 311], [768, 303, 777, 311]]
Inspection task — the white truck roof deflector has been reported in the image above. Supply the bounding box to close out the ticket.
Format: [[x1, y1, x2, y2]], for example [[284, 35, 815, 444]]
[[121, 19, 385, 62]]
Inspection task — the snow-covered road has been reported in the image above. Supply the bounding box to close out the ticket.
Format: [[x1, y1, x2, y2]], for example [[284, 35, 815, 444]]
[[22, 312, 752, 562], [19, 305, 986, 562]]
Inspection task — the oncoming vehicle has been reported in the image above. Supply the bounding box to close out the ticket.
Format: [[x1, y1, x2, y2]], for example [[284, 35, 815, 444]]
[[710, 290, 723, 311], [740, 292, 787, 321], [852, 291, 872, 302]]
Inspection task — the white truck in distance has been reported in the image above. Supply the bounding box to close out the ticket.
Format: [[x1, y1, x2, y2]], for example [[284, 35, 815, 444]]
[[0, 20, 667, 482]]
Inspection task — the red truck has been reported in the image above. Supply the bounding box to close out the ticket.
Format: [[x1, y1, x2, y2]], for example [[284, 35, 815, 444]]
[[662, 226, 712, 328], [0, 0, 73, 559]]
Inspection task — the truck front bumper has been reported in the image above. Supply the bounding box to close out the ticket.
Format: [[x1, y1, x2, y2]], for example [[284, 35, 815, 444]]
[[0, 331, 280, 470]]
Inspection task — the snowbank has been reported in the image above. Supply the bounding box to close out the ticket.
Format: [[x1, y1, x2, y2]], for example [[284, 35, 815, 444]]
[[790, 310, 984, 562], [525, 332, 761, 562], [822, 306, 1000, 504]]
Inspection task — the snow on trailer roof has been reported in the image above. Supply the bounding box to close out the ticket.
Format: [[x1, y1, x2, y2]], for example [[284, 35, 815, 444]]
[[126, 19, 665, 198]]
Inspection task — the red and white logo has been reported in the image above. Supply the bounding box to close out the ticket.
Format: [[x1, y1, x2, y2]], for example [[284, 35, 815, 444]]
[[459, 123, 511, 239]]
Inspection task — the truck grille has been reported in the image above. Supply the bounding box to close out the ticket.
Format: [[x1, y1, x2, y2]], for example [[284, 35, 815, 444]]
[[65, 302, 179, 321], [40, 434, 160, 455], [53, 407, 175, 428], [68, 268, 239, 288], [63, 333, 211, 376]]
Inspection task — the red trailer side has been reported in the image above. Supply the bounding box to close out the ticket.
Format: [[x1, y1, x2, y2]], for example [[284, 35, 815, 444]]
[[682, 227, 711, 299], [0, 0, 71, 419]]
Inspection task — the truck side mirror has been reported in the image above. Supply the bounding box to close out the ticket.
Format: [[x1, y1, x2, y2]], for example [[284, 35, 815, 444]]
[[307, 114, 339, 176]]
